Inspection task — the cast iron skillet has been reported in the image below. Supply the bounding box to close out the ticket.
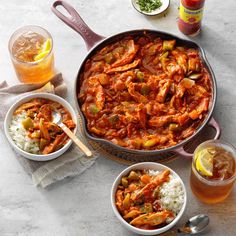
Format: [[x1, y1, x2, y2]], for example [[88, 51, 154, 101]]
[[52, 0, 221, 158]]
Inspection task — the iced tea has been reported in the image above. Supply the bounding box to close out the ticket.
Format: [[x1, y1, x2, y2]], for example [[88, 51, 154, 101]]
[[190, 140, 236, 204], [9, 25, 55, 83]]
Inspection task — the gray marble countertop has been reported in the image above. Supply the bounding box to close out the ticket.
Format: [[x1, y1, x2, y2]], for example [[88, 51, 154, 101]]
[[0, 0, 235, 235]]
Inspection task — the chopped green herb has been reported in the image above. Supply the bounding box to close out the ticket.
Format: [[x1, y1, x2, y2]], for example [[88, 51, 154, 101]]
[[136, 0, 162, 13]]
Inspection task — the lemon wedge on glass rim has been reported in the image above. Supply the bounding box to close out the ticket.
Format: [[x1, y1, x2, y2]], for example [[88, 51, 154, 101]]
[[195, 149, 213, 177], [34, 38, 52, 61]]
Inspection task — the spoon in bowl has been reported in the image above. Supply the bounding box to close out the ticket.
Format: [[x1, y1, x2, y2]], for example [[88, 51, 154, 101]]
[[52, 110, 93, 157], [160, 214, 210, 235]]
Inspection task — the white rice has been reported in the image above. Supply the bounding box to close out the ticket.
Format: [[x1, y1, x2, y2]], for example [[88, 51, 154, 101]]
[[9, 112, 40, 154], [148, 170, 185, 217], [158, 175, 185, 217]]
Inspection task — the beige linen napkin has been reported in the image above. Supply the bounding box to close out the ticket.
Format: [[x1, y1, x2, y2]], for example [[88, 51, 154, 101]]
[[0, 73, 97, 188]]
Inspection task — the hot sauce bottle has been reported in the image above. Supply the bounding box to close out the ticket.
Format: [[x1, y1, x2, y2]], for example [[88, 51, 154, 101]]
[[178, 0, 205, 36]]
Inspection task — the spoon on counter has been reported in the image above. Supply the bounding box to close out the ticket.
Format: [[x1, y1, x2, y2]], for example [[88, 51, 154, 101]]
[[52, 110, 93, 157], [160, 214, 210, 235]]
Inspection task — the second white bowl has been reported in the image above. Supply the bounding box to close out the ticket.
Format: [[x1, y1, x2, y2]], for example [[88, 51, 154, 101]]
[[111, 162, 187, 235], [4, 93, 77, 161]]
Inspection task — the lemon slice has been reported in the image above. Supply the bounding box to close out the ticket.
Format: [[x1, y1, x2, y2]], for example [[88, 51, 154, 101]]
[[34, 50, 50, 61], [34, 39, 52, 61], [195, 149, 213, 176], [42, 38, 52, 51]]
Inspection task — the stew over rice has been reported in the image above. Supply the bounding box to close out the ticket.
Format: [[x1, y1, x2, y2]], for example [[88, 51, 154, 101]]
[[78, 33, 212, 150], [115, 169, 184, 229], [13, 98, 76, 154]]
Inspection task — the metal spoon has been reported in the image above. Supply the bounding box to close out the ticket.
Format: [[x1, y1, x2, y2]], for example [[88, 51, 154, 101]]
[[160, 214, 209, 235], [52, 110, 92, 157]]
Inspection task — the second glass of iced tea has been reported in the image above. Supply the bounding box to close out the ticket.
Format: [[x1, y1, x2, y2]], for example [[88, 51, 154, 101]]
[[190, 140, 236, 204], [9, 25, 55, 84]]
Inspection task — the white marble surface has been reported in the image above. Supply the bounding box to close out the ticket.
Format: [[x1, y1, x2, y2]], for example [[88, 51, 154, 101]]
[[0, 0, 236, 235]]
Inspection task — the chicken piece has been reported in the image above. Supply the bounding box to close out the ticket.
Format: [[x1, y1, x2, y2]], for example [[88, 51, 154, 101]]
[[14, 100, 41, 115], [127, 82, 148, 103], [115, 189, 124, 212], [111, 39, 138, 67], [149, 112, 190, 128], [156, 80, 171, 103], [148, 115, 173, 128], [90, 126, 105, 136], [152, 169, 170, 184], [189, 97, 209, 120], [123, 210, 141, 220], [130, 210, 173, 226], [132, 170, 170, 201], [42, 133, 67, 154], [63, 120, 76, 129], [172, 49, 188, 74], [38, 104, 53, 121], [112, 70, 135, 91], [137, 104, 147, 129], [39, 118, 50, 141], [88, 80, 106, 110], [82, 76, 106, 111], [161, 57, 182, 80], [188, 56, 201, 72], [105, 59, 140, 74], [111, 138, 128, 147], [188, 84, 209, 98]]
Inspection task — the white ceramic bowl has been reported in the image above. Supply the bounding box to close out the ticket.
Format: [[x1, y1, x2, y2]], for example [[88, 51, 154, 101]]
[[131, 0, 170, 16], [4, 93, 77, 161], [111, 162, 187, 235]]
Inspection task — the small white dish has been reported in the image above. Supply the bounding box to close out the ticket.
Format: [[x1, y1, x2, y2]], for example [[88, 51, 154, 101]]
[[111, 162, 187, 235], [4, 93, 77, 161], [132, 0, 170, 16]]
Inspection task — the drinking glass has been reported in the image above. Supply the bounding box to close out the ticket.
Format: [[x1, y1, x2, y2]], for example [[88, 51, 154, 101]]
[[190, 140, 236, 204], [8, 25, 55, 84]]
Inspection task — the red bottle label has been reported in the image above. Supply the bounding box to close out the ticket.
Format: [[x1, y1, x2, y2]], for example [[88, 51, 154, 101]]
[[179, 2, 204, 24]]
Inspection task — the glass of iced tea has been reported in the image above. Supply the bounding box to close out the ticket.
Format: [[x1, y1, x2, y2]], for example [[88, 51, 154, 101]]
[[8, 25, 55, 84], [190, 140, 236, 204]]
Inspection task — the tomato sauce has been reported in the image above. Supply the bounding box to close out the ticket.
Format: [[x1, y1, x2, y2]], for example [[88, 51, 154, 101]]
[[178, 0, 205, 36]]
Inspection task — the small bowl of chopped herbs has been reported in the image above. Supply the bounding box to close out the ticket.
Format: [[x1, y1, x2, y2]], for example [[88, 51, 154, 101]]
[[132, 0, 170, 16]]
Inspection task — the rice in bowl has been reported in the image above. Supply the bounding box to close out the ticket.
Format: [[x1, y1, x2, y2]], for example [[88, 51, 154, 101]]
[[9, 111, 40, 154], [149, 170, 185, 218]]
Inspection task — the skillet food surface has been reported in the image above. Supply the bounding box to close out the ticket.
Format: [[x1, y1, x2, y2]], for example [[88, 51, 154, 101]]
[[78, 33, 212, 150]]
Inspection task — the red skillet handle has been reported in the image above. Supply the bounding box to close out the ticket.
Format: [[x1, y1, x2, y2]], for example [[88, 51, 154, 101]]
[[173, 117, 221, 159], [51, 0, 105, 50]]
